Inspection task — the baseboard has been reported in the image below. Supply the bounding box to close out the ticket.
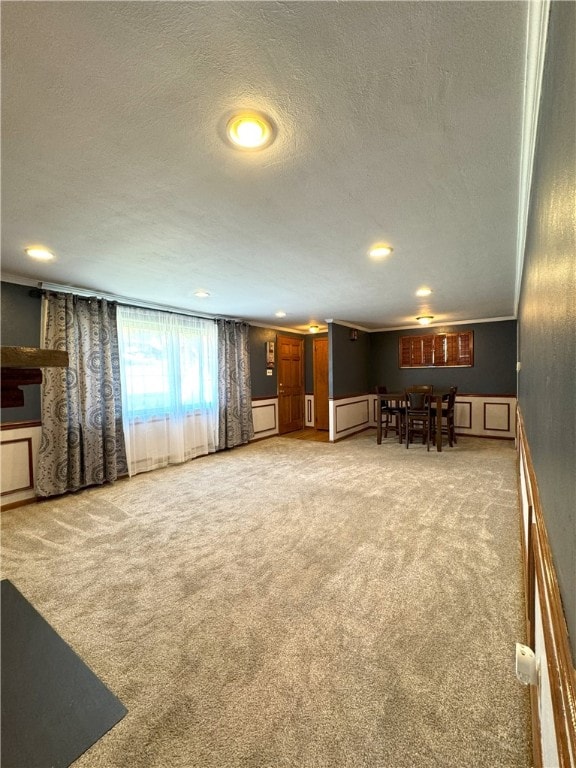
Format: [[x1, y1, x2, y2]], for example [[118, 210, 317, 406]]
[[517, 408, 576, 768], [1, 497, 38, 512]]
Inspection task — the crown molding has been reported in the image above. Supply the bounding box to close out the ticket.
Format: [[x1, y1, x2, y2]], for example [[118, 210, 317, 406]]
[[0, 272, 41, 288], [515, 0, 551, 314], [370, 316, 517, 333], [329, 319, 374, 333]]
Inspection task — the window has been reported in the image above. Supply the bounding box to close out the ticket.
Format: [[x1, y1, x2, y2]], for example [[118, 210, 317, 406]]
[[117, 306, 218, 419], [399, 331, 473, 368], [116, 305, 219, 475]]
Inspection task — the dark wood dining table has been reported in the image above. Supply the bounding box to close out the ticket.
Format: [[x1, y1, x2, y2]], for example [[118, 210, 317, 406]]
[[376, 389, 453, 452]]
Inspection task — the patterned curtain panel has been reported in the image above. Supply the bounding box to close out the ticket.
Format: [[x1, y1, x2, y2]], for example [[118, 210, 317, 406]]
[[36, 293, 128, 497], [217, 320, 255, 449]]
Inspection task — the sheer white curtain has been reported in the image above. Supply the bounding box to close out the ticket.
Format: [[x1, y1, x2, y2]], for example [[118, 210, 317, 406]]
[[117, 306, 218, 475]]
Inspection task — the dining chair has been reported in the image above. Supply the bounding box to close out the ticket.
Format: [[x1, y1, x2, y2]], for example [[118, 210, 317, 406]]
[[443, 386, 458, 446], [375, 386, 403, 441], [406, 384, 434, 394], [404, 390, 432, 450]]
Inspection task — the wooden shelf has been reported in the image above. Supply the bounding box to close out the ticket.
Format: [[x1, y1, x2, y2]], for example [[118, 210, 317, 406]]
[[1, 346, 69, 368], [1, 346, 69, 409]]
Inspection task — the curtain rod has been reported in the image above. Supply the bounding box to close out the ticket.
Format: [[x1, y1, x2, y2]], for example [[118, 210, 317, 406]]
[[39, 281, 243, 323]]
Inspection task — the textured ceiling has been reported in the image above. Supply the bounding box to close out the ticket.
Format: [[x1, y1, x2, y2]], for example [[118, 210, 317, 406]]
[[1, 1, 528, 331]]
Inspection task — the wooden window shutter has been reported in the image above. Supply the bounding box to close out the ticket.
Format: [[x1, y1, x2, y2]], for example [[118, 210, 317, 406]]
[[399, 331, 473, 368], [399, 337, 412, 367]]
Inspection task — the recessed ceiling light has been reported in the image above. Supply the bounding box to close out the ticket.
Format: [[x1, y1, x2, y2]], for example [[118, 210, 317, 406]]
[[194, 290, 210, 298], [275, 311, 287, 318], [226, 112, 274, 150], [368, 244, 393, 259], [416, 316, 434, 325], [416, 287, 432, 297], [25, 246, 54, 261], [309, 325, 319, 334]]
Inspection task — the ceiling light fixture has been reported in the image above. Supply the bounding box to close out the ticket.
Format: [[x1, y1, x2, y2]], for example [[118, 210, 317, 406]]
[[194, 290, 210, 298], [309, 325, 319, 334], [368, 244, 393, 259], [275, 311, 287, 318], [226, 112, 274, 150], [416, 287, 432, 297], [25, 246, 54, 261], [416, 316, 434, 325]]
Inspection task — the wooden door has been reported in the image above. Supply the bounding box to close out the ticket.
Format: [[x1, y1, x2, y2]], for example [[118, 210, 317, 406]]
[[278, 335, 304, 434], [313, 337, 329, 430]]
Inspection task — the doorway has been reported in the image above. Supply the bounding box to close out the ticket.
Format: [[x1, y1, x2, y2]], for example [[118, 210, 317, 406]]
[[277, 335, 304, 434], [313, 337, 329, 430]]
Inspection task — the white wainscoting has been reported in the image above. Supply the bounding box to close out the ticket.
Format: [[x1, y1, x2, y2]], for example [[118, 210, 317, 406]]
[[252, 393, 517, 444], [454, 395, 516, 439], [517, 410, 576, 768], [251, 399, 278, 440], [305, 395, 314, 427], [329, 396, 371, 442], [331, 393, 517, 443], [1, 422, 42, 507]]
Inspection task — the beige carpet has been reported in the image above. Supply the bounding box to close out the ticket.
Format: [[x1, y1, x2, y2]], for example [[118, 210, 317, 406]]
[[1, 432, 531, 768]]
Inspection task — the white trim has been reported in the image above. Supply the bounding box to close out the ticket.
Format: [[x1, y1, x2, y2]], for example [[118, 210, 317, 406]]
[[328, 319, 373, 333], [0, 272, 41, 288], [39, 281, 222, 320], [249, 321, 308, 334], [515, 0, 551, 314], [0, 274, 517, 334], [370, 316, 517, 333]]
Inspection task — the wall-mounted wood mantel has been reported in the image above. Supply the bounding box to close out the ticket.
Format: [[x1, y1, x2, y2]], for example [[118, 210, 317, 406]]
[[1, 346, 69, 368], [1, 346, 69, 408]]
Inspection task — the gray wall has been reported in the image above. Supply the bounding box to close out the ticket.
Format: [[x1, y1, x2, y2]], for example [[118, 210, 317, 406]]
[[1, 294, 315, 410], [330, 323, 371, 398], [249, 326, 279, 399], [304, 332, 328, 394], [1, 282, 42, 422], [517, 2, 575, 658], [369, 320, 517, 394], [249, 326, 309, 399]]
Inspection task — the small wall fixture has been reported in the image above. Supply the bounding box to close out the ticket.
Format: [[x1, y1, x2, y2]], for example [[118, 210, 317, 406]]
[[416, 316, 434, 325], [349, 329, 358, 341], [309, 325, 319, 334], [226, 112, 275, 150]]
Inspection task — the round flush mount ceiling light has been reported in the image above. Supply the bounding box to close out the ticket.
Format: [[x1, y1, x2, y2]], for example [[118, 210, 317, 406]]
[[226, 112, 275, 150], [368, 244, 393, 260], [25, 246, 54, 261], [275, 311, 287, 318], [416, 287, 432, 297], [194, 290, 210, 298], [416, 316, 434, 325]]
